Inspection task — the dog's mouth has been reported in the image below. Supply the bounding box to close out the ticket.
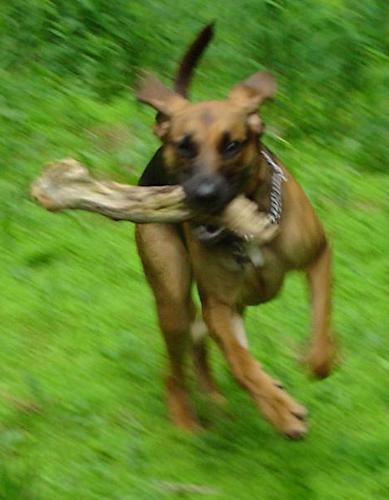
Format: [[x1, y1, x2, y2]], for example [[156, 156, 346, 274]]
[[192, 223, 228, 245], [181, 172, 245, 245], [184, 177, 232, 244]]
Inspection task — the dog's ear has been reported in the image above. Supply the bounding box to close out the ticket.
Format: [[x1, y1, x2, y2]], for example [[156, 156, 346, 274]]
[[229, 71, 276, 113], [136, 73, 188, 138], [136, 73, 187, 117]]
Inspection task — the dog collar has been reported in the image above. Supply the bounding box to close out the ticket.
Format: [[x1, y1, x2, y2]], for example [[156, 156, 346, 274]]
[[260, 147, 287, 225], [193, 147, 286, 248]]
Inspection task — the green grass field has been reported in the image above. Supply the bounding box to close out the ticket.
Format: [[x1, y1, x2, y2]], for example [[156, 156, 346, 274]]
[[0, 69, 388, 499]]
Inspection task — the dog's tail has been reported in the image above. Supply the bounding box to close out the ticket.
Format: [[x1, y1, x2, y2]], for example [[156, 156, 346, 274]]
[[174, 22, 214, 97]]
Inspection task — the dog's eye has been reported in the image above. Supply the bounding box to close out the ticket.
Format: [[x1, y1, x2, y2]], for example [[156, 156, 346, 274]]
[[176, 135, 197, 159], [223, 140, 242, 158]]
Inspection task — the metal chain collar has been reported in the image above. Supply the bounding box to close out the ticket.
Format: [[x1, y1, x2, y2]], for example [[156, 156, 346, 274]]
[[230, 148, 286, 267], [260, 147, 287, 225]]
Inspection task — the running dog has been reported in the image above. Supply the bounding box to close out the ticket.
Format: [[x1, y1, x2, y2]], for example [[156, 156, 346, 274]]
[[135, 25, 334, 439]]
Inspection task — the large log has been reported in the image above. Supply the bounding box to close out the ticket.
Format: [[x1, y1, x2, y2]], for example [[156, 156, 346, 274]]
[[31, 159, 278, 244]]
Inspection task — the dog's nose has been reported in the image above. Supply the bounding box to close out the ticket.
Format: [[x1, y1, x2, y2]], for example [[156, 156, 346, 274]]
[[183, 174, 229, 210], [193, 179, 220, 202]]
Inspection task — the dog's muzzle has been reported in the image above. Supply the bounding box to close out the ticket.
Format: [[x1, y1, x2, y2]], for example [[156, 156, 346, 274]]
[[182, 173, 232, 213]]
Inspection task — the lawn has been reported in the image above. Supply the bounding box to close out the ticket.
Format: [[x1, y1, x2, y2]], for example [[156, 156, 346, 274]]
[[0, 68, 388, 499]]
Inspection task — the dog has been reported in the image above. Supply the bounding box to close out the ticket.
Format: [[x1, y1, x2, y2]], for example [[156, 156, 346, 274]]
[[135, 25, 334, 439]]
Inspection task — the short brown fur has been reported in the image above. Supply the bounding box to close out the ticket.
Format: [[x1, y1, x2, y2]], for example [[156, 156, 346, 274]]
[[135, 27, 334, 439]]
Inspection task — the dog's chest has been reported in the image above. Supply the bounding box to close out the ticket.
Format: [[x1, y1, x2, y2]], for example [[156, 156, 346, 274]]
[[191, 239, 286, 305], [235, 246, 286, 304]]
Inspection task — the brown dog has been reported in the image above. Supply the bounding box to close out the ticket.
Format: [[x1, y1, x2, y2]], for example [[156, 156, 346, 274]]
[[135, 26, 334, 439]]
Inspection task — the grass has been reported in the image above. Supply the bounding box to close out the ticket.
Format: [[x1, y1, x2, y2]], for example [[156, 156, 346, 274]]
[[0, 72, 388, 499]]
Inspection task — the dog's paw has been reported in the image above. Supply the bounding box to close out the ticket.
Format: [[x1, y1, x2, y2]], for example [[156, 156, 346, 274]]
[[258, 379, 308, 440], [167, 377, 202, 432], [305, 338, 336, 379], [206, 390, 227, 407], [170, 407, 202, 432]]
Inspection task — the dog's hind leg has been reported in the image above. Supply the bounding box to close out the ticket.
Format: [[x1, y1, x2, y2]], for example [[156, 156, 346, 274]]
[[305, 242, 334, 378], [135, 223, 199, 430]]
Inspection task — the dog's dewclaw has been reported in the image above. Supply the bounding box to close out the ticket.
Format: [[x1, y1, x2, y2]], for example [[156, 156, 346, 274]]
[[31, 158, 278, 243]]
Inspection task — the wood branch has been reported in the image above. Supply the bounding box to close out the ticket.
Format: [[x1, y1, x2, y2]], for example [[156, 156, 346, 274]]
[[31, 159, 278, 244], [31, 159, 192, 223]]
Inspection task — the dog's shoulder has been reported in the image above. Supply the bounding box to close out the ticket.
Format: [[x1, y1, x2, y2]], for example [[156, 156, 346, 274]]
[[138, 148, 172, 187]]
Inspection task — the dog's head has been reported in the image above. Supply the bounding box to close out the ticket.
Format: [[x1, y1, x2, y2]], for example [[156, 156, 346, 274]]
[[137, 71, 276, 212]]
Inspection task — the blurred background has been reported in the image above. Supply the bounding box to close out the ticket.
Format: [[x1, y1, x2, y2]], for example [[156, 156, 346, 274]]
[[0, 1, 388, 498]]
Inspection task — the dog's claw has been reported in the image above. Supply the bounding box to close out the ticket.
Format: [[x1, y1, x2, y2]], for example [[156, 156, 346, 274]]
[[292, 409, 308, 421], [285, 425, 307, 440], [258, 378, 308, 438], [283, 409, 308, 439]]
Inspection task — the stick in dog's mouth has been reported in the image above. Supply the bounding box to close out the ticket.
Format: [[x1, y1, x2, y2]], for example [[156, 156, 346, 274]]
[[31, 158, 279, 245]]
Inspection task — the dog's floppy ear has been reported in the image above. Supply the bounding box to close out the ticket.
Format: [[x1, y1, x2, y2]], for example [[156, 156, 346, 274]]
[[229, 71, 276, 114], [136, 73, 188, 138], [136, 73, 187, 116]]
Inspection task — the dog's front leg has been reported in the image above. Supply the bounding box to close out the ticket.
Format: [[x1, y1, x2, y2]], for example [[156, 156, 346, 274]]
[[136, 223, 199, 431], [203, 299, 307, 439], [305, 242, 335, 378]]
